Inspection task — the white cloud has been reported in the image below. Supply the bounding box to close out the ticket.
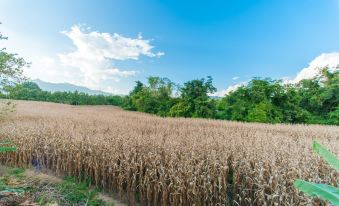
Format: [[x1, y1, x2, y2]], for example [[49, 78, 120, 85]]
[[24, 56, 80, 84], [291, 52, 339, 83], [57, 25, 163, 89], [25, 25, 163, 94], [215, 52, 339, 97], [232, 76, 239, 80], [213, 83, 244, 97], [60, 25, 163, 61]]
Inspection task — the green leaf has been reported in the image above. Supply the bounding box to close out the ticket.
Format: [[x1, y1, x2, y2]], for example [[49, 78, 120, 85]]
[[294, 179, 339, 205], [0, 147, 16, 152], [0, 140, 12, 145], [313, 140, 339, 171]]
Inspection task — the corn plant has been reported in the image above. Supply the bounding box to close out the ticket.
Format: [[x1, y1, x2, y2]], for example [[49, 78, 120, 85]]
[[0, 100, 338, 205], [0, 101, 16, 119], [294, 141, 339, 205]]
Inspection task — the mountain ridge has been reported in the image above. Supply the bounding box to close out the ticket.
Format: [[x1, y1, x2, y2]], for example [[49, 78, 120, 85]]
[[32, 79, 113, 96]]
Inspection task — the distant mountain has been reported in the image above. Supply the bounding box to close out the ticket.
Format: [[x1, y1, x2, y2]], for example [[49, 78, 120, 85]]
[[32, 79, 112, 96]]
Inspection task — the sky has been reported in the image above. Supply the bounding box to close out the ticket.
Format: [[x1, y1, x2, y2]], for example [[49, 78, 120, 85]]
[[1, 0, 339, 95]]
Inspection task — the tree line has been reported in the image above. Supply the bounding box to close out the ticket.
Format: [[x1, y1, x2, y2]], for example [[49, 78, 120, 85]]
[[1, 69, 338, 125], [123, 70, 338, 125], [0, 82, 125, 106]]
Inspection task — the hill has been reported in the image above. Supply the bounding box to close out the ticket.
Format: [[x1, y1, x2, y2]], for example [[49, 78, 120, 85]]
[[32, 79, 112, 95]]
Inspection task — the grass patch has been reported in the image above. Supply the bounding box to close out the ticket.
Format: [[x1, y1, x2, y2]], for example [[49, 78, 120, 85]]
[[57, 176, 110, 206], [0, 167, 115, 205]]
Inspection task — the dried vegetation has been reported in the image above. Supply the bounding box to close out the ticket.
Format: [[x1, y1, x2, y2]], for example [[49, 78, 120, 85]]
[[0, 100, 338, 205]]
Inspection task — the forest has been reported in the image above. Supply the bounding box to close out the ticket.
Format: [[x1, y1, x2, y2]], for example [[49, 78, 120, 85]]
[[1, 69, 338, 125]]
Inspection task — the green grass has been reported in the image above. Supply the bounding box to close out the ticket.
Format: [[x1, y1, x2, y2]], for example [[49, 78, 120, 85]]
[[0, 167, 115, 205], [57, 176, 110, 206]]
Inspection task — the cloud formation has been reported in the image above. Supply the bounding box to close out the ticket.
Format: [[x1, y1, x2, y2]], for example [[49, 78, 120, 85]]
[[215, 52, 339, 97], [25, 25, 164, 94], [57, 25, 163, 89], [291, 52, 339, 83], [213, 83, 244, 97]]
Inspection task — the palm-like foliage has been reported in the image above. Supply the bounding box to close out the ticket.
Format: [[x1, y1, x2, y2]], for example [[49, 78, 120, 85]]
[[294, 141, 339, 205]]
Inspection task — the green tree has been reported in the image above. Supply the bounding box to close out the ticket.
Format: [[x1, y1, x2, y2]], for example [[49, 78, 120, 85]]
[[126, 77, 176, 116], [170, 76, 216, 118], [216, 86, 249, 121], [218, 78, 304, 123], [327, 106, 339, 125], [320, 69, 339, 118], [123, 81, 144, 111], [296, 68, 338, 124], [4, 82, 41, 100], [247, 102, 272, 123], [297, 79, 323, 119], [217, 79, 278, 122], [0, 23, 28, 117], [4, 81, 126, 107], [0, 26, 28, 89]]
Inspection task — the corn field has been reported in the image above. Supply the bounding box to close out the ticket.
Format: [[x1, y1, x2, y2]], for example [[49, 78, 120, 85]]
[[0, 100, 338, 205]]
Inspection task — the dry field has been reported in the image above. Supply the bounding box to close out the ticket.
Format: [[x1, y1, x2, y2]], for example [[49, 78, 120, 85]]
[[0, 100, 338, 205]]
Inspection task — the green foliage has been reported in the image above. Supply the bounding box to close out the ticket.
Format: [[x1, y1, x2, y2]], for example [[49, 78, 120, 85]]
[[124, 77, 177, 116], [2, 81, 125, 107], [0, 48, 27, 87], [57, 176, 106, 205], [312, 141, 339, 171], [0, 147, 16, 152], [170, 76, 217, 118], [7, 168, 25, 177], [0, 25, 27, 89], [169, 101, 191, 117], [0, 140, 16, 152], [0, 24, 28, 118], [124, 76, 217, 118], [0, 168, 26, 198], [218, 78, 291, 123], [294, 180, 339, 205], [217, 69, 338, 125], [0, 167, 113, 205], [327, 106, 339, 125], [247, 102, 272, 123], [294, 141, 339, 205]]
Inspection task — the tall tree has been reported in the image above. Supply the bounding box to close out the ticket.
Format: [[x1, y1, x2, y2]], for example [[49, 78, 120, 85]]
[[0, 25, 28, 89], [125, 77, 176, 116], [0, 24, 28, 117], [170, 76, 216, 118]]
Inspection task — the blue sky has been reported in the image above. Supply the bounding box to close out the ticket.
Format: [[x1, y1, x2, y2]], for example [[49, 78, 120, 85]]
[[1, 0, 339, 95]]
